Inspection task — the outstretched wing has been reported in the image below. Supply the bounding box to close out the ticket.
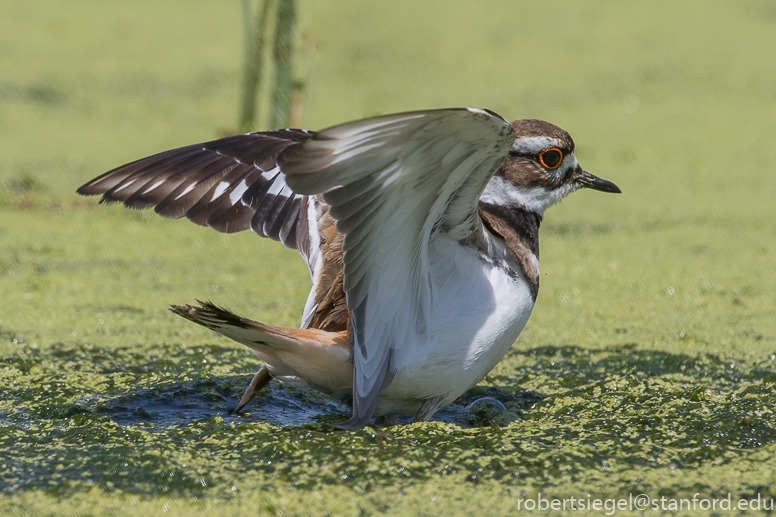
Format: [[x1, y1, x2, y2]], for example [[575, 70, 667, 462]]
[[280, 108, 515, 427], [78, 128, 356, 333], [77, 129, 314, 249]]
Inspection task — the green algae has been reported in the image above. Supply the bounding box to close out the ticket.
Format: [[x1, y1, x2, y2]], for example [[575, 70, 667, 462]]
[[2, 1, 776, 514], [2, 337, 776, 514]]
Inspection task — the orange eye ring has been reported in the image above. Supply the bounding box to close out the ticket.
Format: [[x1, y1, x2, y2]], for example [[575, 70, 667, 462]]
[[539, 148, 563, 169]]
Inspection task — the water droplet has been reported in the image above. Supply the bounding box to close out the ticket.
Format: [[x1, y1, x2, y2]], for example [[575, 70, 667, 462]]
[[467, 397, 506, 413]]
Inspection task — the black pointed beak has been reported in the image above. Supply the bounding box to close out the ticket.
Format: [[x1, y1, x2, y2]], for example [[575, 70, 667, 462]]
[[575, 170, 621, 194]]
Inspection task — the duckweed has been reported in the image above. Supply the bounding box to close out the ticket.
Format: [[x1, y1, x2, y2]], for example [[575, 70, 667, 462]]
[[3, 1, 776, 514]]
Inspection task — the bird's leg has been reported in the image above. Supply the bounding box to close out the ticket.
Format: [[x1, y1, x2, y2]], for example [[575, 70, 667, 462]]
[[374, 414, 397, 426], [233, 365, 272, 414], [412, 396, 445, 423]]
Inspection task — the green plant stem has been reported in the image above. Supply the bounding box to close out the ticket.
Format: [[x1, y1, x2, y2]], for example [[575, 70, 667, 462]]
[[237, 0, 276, 133], [269, 0, 296, 129]]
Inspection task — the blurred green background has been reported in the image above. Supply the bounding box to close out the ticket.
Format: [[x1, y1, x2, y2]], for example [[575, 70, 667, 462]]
[[2, 1, 776, 515]]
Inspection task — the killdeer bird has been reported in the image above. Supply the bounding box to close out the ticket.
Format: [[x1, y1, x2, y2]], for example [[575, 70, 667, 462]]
[[78, 108, 620, 428]]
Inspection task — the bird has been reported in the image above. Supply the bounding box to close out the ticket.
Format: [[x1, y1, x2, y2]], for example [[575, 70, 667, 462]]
[[77, 108, 621, 429]]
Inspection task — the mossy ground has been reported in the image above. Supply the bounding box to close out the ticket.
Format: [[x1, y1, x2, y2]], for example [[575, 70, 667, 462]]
[[2, 1, 776, 515]]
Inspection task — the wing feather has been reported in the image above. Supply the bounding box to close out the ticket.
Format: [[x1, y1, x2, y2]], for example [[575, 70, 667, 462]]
[[80, 129, 353, 333], [77, 129, 315, 252], [280, 108, 515, 427]]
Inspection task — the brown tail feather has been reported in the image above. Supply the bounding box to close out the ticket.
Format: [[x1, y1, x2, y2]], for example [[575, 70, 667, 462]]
[[169, 300, 349, 350], [170, 301, 353, 395]]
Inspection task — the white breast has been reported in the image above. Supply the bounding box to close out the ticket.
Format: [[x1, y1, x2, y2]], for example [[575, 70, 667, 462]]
[[376, 233, 535, 414]]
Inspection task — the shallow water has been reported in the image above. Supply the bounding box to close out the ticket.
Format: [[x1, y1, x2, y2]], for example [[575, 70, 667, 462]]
[[80, 369, 544, 430]]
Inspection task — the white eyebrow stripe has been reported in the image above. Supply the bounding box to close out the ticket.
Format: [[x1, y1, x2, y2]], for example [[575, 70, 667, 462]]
[[511, 136, 565, 154]]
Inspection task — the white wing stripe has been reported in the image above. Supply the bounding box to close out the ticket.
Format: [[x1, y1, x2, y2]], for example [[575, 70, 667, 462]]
[[142, 179, 166, 194], [113, 178, 137, 193], [229, 179, 250, 205], [173, 182, 196, 200], [261, 165, 281, 180], [210, 181, 230, 202]]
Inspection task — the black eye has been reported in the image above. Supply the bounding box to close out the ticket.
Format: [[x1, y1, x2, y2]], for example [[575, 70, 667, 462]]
[[539, 148, 563, 169]]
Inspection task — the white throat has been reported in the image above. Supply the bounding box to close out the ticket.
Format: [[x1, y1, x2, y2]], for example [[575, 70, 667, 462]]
[[480, 175, 575, 216]]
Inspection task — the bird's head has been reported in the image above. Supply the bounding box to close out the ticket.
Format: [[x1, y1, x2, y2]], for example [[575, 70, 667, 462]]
[[483, 119, 621, 216]]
